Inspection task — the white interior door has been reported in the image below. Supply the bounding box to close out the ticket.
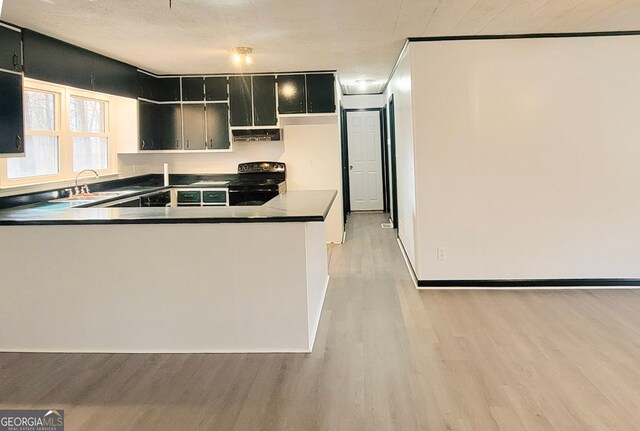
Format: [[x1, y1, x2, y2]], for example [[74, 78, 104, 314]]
[[347, 111, 383, 211]]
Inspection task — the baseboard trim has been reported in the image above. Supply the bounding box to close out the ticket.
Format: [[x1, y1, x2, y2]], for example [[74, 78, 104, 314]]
[[396, 237, 418, 289], [418, 278, 640, 289], [308, 275, 330, 352]]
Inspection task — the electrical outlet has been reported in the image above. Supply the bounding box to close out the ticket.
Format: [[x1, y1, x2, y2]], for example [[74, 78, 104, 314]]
[[437, 247, 446, 261]]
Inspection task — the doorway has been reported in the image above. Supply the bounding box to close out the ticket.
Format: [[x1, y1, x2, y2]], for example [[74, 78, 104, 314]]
[[346, 110, 384, 211], [388, 96, 398, 229]]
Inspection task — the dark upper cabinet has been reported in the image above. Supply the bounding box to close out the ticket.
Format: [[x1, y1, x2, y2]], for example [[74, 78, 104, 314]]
[[206, 104, 230, 150], [139, 101, 181, 150], [23, 29, 138, 98], [138, 72, 156, 100], [306, 73, 335, 113], [252, 75, 277, 126], [0, 25, 22, 72], [155, 104, 183, 150], [228, 76, 252, 127], [91, 54, 137, 98], [23, 30, 93, 90], [182, 77, 205, 101], [138, 72, 180, 102], [277, 74, 306, 114], [155, 77, 180, 102], [205, 77, 228, 101], [0, 72, 24, 154], [182, 103, 206, 150], [139, 101, 157, 150]]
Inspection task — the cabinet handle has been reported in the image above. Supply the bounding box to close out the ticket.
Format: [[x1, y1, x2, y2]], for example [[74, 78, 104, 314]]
[[141, 139, 146, 149], [186, 140, 189, 148], [12, 53, 20, 71], [176, 139, 180, 148], [15, 135, 23, 151]]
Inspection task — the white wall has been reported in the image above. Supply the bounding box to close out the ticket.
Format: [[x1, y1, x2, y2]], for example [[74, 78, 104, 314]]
[[342, 94, 385, 109], [384, 46, 418, 269], [118, 116, 344, 243], [403, 36, 640, 281]]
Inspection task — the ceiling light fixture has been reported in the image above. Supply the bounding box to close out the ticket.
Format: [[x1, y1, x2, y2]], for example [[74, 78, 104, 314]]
[[233, 47, 253, 65], [356, 79, 374, 91]]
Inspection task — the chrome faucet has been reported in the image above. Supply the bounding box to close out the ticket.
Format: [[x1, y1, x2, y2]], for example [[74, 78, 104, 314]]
[[72, 169, 99, 195]]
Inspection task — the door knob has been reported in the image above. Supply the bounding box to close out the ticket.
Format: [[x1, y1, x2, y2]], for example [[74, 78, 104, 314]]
[[349, 165, 353, 170]]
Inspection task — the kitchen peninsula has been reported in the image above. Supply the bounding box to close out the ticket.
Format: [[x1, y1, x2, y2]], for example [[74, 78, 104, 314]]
[[0, 176, 336, 353]]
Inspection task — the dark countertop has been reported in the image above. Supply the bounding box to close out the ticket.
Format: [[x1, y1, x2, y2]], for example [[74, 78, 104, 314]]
[[0, 190, 337, 225]]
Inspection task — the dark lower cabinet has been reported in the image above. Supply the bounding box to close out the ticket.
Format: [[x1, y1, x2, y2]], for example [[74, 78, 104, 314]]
[[0, 25, 22, 72], [252, 75, 277, 126], [228, 76, 252, 126], [139, 101, 181, 150], [183, 103, 206, 150], [306, 73, 335, 113], [206, 104, 230, 150], [0, 72, 24, 154]]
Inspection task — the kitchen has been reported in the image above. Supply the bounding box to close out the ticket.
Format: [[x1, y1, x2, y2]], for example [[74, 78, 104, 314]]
[[3, 0, 640, 430], [0, 24, 341, 353]]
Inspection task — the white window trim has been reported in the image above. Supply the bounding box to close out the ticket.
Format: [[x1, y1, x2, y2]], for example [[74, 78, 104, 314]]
[[0, 79, 118, 188]]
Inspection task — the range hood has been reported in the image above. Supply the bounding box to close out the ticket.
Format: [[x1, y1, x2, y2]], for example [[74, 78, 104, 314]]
[[232, 128, 283, 142]]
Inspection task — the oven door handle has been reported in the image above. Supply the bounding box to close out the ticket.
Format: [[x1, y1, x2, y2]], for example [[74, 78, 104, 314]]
[[228, 188, 277, 193]]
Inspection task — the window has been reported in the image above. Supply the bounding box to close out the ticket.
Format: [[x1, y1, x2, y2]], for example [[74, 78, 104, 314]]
[[1, 80, 117, 187], [7, 90, 60, 180], [69, 96, 109, 172]]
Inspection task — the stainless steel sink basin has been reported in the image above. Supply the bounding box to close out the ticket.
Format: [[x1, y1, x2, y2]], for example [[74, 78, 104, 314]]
[[52, 191, 129, 203]]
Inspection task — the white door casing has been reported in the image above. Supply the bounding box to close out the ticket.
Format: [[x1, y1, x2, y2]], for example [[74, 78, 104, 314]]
[[347, 111, 383, 211]]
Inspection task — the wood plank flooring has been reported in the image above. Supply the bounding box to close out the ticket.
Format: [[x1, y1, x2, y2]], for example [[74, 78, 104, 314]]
[[2, 213, 640, 430]]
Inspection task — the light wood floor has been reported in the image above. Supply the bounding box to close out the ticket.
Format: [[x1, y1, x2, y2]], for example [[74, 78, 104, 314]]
[[2, 213, 640, 430]]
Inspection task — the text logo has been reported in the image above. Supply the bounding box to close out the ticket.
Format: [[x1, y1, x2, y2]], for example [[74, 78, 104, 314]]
[[0, 410, 64, 431]]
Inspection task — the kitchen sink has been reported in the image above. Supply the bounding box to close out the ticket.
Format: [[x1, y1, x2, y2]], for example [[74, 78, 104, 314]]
[[52, 191, 130, 203]]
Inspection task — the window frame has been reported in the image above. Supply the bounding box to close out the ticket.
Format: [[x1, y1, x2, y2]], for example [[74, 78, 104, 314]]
[[0, 79, 117, 187]]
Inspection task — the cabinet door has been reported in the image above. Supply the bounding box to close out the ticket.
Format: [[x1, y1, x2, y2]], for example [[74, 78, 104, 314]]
[[23, 30, 94, 91], [156, 104, 183, 150], [205, 77, 228, 101], [0, 72, 24, 154], [91, 54, 137, 98], [138, 100, 156, 150], [183, 104, 206, 150], [228, 76, 252, 126], [277, 75, 306, 114], [206, 103, 230, 150], [182, 77, 205, 101], [138, 71, 156, 100], [0, 26, 22, 72], [154, 77, 181, 102], [306, 73, 336, 113], [253, 75, 277, 126]]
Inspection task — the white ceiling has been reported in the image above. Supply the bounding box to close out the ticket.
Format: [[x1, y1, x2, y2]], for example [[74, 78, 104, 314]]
[[4, 0, 640, 94]]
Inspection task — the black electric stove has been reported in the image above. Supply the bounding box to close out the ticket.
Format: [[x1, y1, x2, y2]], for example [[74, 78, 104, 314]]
[[228, 162, 287, 206]]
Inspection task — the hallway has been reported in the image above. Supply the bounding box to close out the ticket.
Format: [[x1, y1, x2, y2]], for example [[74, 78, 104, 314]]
[[1, 213, 640, 430]]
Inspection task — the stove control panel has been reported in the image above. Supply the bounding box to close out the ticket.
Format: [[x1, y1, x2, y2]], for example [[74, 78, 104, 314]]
[[238, 162, 286, 174]]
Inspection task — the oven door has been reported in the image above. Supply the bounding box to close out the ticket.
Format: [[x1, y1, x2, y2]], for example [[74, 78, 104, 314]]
[[228, 189, 279, 206]]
